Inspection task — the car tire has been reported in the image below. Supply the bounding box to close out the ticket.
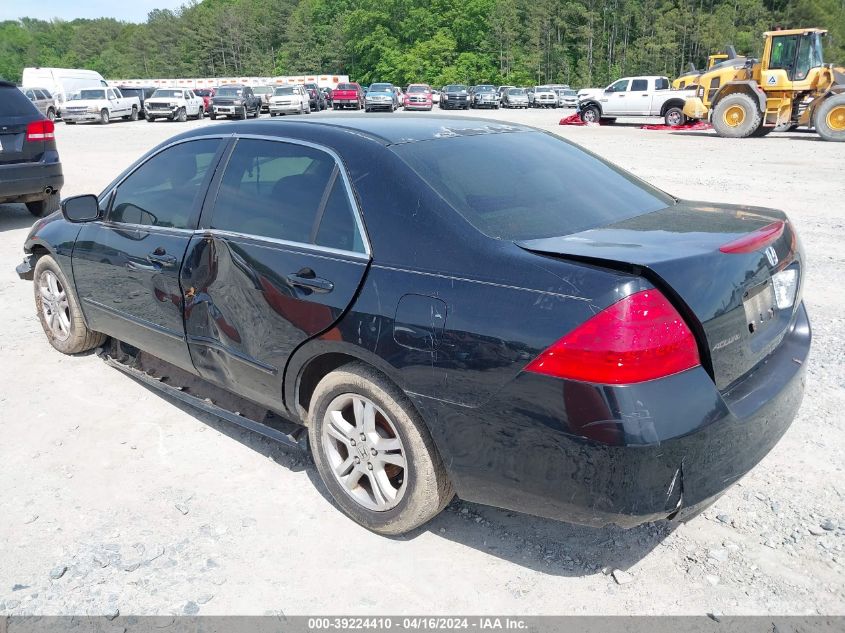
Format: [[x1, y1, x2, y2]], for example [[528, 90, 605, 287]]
[[147, 116, 156, 122], [99, 109, 110, 124], [46, 108, 56, 121], [33, 255, 107, 355], [64, 120, 76, 125], [196, 107, 204, 119], [711, 92, 762, 138], [664, 106, 686, 126], [176, 107, 187, 123], [129, 106, 139, 121], [580, 104, 600, 123], [308, 362, 454, 535], [25, 192, 60, 217], [815, 94, 845, 142], [210, 113, 216, 120]]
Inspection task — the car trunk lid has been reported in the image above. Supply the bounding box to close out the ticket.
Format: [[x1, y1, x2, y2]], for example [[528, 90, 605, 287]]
[[0, 115, 43, 165], [517, 201, 802, 391]]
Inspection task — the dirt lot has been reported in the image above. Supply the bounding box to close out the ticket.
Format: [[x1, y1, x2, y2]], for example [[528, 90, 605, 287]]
[[0, 108, 843, 616]]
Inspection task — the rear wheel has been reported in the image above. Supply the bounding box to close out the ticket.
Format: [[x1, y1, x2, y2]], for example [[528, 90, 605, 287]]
[[308, 363, 454, 535], [580, 104, 600, 123], [711, 92, 762, 138], [664, 106, 685, 126], [815, 94, 845, 142], [33, 255, 106, 355], [26, 192, 59, 217]]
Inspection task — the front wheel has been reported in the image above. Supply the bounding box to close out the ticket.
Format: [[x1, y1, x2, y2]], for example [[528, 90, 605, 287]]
[[99, 109, 110, 124], [176, 107, 187, 123], [26, 192, 60, 217], [147, 116, 156, 122], [196, 106, 204, 119], [815, 94, 845, 142], [33, 255, 106, 355], [209, 112, 217, 120], [309, 363, 454, 535], [580, 105, 600, 123]]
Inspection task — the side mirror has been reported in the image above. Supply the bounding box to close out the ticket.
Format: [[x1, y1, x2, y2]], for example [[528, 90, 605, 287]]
[[62, 194, 101, 223]]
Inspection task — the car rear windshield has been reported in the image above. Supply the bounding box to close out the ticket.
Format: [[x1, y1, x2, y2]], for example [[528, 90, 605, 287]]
[[393, 131, 673, 240], [0, 86, 38, 116], [336, 83, 356, 90]]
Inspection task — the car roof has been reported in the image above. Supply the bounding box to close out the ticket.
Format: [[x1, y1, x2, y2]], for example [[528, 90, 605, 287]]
[[178, 115, 532, 146]]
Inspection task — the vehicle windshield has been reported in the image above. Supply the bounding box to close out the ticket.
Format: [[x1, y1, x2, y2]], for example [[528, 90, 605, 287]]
[[216, 87, 243, 97], [194, 89, 212, 96], [535, 86, 551, 91], [253, 86, 272, 94], [369, 83, 393, 92], [120, 88, 141, 97], [75, 89, 106, 100], [336, 83, 356, 90], [394, 132, 673, 241], [408, 85, 429, 93], [508, 88, 526, 95], [563, 89, 577, 96], [273, 87, 295, 96], [476, 86, 496, 93], [152, 89, 183, 98], [445, 85, 467, 92]]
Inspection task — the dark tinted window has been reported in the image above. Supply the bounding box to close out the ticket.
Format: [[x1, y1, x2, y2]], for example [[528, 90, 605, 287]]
[[336, 83, 356, 90], [110, 139, 220, 229], [211, 139, 335, 244], [394, 132, 673, 240], [315, 180, 365, 253], [0, 86, 38, 116], [655, 77, 670, 90], [630, 79, 648, 91]]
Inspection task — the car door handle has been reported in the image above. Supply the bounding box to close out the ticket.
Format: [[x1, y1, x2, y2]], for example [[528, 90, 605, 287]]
[[287, 269, 334, 293], [147, 251, 178, 267]]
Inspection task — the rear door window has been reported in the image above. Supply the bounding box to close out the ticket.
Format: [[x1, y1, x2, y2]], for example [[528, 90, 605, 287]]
[[110, 139, 221, 229], [630, 79, 649, 91], [394, 131, 673, 240]]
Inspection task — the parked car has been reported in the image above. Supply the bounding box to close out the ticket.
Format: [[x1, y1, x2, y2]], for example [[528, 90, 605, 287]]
[[502, 87, 529, 108], [117, 86, 156, 119], [440, 84, 470, 110], [321, 87, 333, 108], [578, 76, 692, 125], [145, 88, 206, 122], [497, 85, 515, 103], [62, 87, 140, 125], [15, 117, 810, 536], [0, 80, 63, 216], [531, 86, 558, 108], [20, 87, 57, 120], [365, 83, 397, 112], [303, 83, 326, 111], [193, 88, 215, 112], [404, 84, 433, 111], [332, 82, 364, 110], [471, 84, 499, 108], [269, 85, 310, 116], [252, 85, 274, 113], [210, 85, 261, 120], [558, 88, 579, 108]]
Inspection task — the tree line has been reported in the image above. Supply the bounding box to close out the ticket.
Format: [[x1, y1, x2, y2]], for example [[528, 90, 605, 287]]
[[1, 0, 843, 89]]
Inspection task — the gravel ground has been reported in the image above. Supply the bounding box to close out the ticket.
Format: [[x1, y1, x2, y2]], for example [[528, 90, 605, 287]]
[[0, 108, 843, 616]]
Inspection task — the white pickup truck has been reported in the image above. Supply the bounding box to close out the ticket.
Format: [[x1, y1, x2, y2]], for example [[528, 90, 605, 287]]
[[577, 76, 694, 125], [144, 88, 206, 122], [62, 87, 141, 124]]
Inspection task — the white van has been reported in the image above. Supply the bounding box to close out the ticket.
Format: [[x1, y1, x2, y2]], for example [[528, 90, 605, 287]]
[[21, 67, 108, 116]]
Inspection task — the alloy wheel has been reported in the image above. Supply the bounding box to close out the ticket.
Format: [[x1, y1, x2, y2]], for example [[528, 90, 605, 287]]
[[39, 270, 71, 341], [321, 393, 408, 511]]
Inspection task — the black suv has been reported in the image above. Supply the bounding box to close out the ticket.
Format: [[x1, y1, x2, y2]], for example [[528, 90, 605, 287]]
[[304, 83, 327, 111], [210, 85, 261, 120], [0, 80, 63, 216], [117, 86, 157, 119]]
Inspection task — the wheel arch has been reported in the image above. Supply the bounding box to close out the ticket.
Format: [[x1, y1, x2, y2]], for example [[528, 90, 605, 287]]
[[712, 81, 766, 112], [580, 99, 602, 116], [660, 99, 687, 116]]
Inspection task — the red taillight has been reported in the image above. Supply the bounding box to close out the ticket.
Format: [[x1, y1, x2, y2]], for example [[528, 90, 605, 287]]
[[719, 220, 784, 254], [524, 289, 701, 384], [26, 119, 55, 142]]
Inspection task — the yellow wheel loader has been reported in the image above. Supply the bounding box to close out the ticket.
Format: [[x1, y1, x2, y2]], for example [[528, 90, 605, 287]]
[[682, 28, 845, 141]]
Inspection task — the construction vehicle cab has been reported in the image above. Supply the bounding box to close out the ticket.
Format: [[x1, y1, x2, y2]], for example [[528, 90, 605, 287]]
[[673, 49, 735, 90], [683, 28, 845, 141]]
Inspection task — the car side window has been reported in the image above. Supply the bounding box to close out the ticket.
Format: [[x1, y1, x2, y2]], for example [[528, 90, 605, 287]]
[[655, 77, 670, 90], [608, 80, 629, 93], [630, 79, 648, 92], [211, 139, 337, 244], [315, 179, 366, 253], [110, 139, 221, 229]]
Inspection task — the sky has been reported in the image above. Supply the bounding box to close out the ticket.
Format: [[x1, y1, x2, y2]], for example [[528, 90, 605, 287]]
[[0, 0, 191, 23]]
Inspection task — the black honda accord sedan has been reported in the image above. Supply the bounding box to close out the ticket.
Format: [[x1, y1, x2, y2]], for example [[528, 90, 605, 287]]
[[17, 117, 810, 535]]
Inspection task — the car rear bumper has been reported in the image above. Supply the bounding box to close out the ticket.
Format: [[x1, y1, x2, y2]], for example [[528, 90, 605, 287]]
[[414, 302, 810, 528], [0, 159, 63, 204]]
